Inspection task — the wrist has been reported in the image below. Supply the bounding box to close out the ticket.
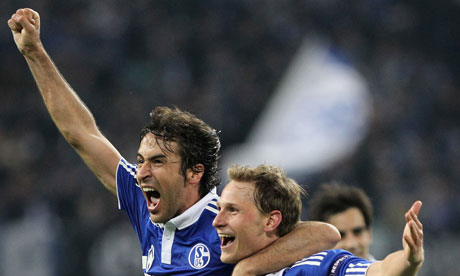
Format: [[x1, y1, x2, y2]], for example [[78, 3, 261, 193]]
[[22, 42, 46, 61]]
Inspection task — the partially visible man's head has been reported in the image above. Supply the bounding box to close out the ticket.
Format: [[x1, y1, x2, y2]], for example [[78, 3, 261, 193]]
[[308, 182, 373, 259], [213, 164, 304, 263]]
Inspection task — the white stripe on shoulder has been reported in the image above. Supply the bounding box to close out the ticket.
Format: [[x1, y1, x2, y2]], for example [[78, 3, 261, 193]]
[[316, 251, 328, 255], [344, 262, 371, 276], [348, 262, 372, 268], [205, 205, 219, 214], [291, 260, 321, 267], [120, 158, 137, 181], [307, 251, 327, 260], [345, 267, 369, 273], [205, 195, 219, 214], [306, 255, 324, 261], [345, 263, 371, 274], [290, 251, 329, 268]]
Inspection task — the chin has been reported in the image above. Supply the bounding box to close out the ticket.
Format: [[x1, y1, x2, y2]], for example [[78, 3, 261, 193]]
[[150, 213, 166, 223], [220, 254, 238, 264]]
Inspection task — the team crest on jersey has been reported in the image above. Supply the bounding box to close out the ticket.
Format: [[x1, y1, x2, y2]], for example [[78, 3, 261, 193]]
[[188, 243, 211, 269], [146, 245, 154, 271]]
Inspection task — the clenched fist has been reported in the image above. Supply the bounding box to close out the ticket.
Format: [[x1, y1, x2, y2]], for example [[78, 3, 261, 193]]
[[8, 8, 42, 57]]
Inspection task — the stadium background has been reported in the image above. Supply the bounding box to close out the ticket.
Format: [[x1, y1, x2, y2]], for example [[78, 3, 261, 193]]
[[0, 0, 459, 275]]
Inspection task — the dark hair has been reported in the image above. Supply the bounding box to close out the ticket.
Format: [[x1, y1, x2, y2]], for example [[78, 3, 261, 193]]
[[140, 106, 221, 197], [307, 181, 373, 228], [227, 164, 305, 237]]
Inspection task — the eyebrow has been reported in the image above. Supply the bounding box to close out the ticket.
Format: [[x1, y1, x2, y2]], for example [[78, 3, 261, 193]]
[[352, 226, 367, 231], [218, 201, 238, 209], [137, 153, 167, 160]]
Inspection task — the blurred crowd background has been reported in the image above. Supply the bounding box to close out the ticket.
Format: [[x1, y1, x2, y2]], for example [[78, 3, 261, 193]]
[[1, 0, 459, 275]]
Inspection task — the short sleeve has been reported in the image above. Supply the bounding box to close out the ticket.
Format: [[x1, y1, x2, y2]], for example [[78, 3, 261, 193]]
[[116, 158, 149, 240]]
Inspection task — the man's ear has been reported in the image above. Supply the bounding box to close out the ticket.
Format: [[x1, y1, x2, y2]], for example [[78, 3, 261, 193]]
[[264, 210, 282, 233], [186, 164, 204, 185]]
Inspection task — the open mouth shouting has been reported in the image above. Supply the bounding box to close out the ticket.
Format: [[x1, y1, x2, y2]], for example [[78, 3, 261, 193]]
[[218, 233, 236, 249], [142, 186, 161, 212]]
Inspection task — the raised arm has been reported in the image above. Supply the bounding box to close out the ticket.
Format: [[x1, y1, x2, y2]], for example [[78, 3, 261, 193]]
[[8, 8, 121, 194], [232, 221, 340, 276], [366, 201, 424, 276]]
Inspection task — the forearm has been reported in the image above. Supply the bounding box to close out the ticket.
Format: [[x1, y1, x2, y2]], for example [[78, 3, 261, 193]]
[[367, 251, 422, 276], [10, 8, 120, 194], [232, 221, 340, 276], [25, 47, 120, 193], [24, 47, 99, 147]]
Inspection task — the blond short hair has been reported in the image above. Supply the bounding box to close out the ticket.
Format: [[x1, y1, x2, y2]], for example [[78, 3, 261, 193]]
[[227, 164, 305, 237]]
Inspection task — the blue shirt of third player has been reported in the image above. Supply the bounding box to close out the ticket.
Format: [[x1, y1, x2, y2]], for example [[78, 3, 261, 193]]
[[267, 249, 372, 276], [116, 158, 234, 275]]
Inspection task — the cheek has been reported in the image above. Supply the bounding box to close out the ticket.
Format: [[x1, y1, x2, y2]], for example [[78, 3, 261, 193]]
[[230, 216, 252, 237], [165, 167, 184, 183], [361, 233, 372, 244], [158, 167, 181, 184], [241, 216, 265, 237]]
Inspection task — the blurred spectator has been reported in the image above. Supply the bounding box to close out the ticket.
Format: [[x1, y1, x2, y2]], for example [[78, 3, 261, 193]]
[[307, 182, 375, 261]]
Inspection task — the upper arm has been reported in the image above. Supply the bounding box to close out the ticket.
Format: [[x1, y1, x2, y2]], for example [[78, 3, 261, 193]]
[[365, 261, 382, 276], [69, 129, 122, 195], [231, 221, 340, 275]]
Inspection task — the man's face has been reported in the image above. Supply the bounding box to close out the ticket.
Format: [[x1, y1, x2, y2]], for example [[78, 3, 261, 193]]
[[213, 181, 270, 264], [136, 133, 188, 223], [327, 207, 372, 259]]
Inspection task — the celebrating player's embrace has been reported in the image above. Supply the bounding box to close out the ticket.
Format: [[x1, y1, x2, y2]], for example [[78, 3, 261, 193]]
[[8, 7, 424, 276], [212, 164, 424, 276]]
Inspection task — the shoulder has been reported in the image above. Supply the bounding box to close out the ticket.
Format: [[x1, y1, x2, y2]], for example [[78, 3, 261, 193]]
[[285, 250, 372, 276], [116, 158, 139, 189], [287, 251, 334, 272], [203, 196, 219, 215], [191, 195, 219, 232], [173, 192, 219, 232], [118, 157, 137, 176]]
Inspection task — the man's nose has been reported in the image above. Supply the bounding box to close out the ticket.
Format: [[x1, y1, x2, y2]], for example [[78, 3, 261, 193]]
[[137, 163, 152, 183], [342, 235, 358, 251], [212, 211, 225, 228]]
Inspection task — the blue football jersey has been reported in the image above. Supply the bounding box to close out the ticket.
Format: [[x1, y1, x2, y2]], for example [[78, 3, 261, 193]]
[[277, 249, 372, 276], [116, 158, 234, 275]]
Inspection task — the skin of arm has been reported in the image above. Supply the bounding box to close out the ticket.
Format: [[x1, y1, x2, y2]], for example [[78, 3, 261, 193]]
[[366, 201, 424, 276], [232, 221, 340, 276], [8, 8, 121, 194]]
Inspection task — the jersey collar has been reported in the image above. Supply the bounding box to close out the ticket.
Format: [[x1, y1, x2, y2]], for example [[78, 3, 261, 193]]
[[168, 188, 218, 230]]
